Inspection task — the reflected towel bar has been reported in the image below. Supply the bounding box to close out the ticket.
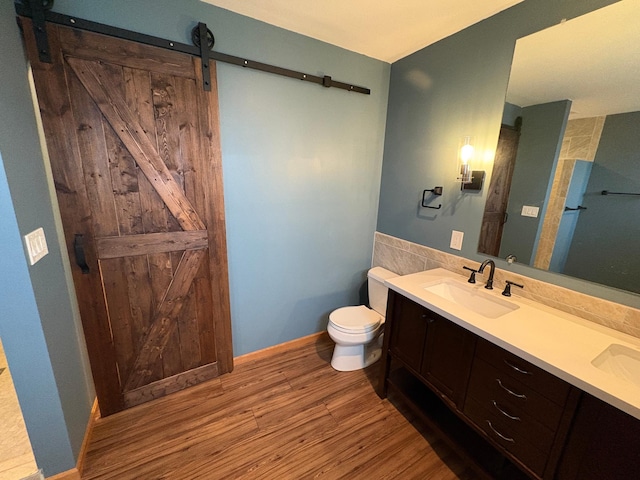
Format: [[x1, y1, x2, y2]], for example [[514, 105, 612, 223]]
[[564, 205, 587, 211], [601, 190, 640, 196]]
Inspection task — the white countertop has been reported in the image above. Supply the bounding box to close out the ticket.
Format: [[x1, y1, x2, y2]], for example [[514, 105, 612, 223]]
[[385, 268, 640, 420]]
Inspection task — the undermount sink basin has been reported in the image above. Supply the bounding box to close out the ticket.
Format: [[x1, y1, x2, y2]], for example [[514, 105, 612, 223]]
[[592, 344, 640, 388], [422, 279, 519, 319]]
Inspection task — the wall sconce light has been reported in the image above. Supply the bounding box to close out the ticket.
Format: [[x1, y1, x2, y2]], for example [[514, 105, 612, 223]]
[[458, 135, 475, 184]]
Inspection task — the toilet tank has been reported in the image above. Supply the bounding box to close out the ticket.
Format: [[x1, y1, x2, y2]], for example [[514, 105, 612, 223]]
[[367, 267, 398, 316]]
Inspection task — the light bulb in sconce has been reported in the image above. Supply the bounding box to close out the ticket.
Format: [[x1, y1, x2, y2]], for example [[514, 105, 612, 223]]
[[458, 136, 475, 184]]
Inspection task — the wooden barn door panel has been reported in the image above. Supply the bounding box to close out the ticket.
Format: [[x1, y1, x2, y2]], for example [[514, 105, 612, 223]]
[[478, 124, 521, 257], [22, 19, 232, 416]]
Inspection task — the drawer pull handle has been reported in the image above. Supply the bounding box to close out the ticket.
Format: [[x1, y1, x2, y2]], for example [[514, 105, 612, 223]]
[[492, 400, 521, 421], [486, 420, 515, 443], [496, 378, 527, 400], [504, 359, 532, 375]]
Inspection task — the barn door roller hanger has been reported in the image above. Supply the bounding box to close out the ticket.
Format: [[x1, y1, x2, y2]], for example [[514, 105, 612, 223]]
[[16, 0, 371, 95]]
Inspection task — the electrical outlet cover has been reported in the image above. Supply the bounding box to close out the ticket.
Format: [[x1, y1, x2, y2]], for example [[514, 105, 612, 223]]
[[521, 205, 540, 218], [24, 227, 49, 265], [450, 230, 464, 250]]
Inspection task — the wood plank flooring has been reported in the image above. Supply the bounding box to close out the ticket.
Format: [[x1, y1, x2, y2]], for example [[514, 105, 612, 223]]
[[80, 333, 477, 479]]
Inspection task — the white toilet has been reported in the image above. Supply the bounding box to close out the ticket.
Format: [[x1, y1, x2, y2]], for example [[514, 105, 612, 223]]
[[327, 267, 398, 371]]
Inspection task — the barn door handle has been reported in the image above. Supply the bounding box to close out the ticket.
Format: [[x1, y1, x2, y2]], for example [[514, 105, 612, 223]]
[[74, 234, 90, 274]]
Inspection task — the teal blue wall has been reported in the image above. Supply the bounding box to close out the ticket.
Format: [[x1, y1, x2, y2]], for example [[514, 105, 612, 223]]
[[51, 0, 390, 355], [502, 102, 523, 127], [0, 0, 94, 475], [377, 0, 640, 307], [1, 0, 389, 474], [564, 111, 640, 293], [499, 100, 570, 263], [0, 153, 77, 475]]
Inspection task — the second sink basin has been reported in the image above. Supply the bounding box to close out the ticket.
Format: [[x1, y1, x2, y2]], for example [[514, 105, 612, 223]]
[[592, 344, 640, 388], [422, 279, 519, 319]]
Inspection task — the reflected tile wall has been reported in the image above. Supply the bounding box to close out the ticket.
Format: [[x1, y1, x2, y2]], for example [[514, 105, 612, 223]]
[[373, 231, 640, 339], [534, 116, 605, 269]]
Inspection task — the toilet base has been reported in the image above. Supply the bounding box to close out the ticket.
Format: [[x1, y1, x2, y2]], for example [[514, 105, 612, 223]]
[[330, 340, 382, 372]]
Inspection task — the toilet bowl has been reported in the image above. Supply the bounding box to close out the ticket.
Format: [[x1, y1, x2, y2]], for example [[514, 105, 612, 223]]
[[327, 267, 397, 371]]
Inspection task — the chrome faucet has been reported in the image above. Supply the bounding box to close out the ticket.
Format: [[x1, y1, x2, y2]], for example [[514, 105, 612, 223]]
[[478, 259, 495, 290]]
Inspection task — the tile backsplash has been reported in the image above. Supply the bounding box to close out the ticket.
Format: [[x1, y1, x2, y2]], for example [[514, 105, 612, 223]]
[[372, 231, 640, 339]]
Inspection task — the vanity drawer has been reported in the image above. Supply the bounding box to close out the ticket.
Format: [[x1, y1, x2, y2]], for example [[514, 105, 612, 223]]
[[476, 338, 570, 406], [465, 360, 557, 449], [466, 357, 564, 431], [465, 397, 549, 477]]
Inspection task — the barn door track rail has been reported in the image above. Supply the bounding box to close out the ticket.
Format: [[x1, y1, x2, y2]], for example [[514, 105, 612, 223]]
[[15, 0, 371, 95]]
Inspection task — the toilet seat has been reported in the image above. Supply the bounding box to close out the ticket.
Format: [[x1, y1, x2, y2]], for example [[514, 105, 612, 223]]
[[329, 305, 381, 334]]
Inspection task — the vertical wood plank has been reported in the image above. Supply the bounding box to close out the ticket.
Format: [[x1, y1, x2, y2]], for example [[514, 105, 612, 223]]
[[150, 72, 185, 377], [22, 19, 124, 414], [167, 75, 206, 370], [123, 66, 171, 385], [105, 126, 144, 236], [193, 57, 233, 373], [99, 257, 135, 382], [168, 74, 215, 366], [123, 254, 154, 361], [150, 73, 183, 235], [173, 284, 202, 371], [195, 280, 217, 364]]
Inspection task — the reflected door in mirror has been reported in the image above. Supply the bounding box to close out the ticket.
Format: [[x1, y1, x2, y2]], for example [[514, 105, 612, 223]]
[[478, 122, 521, 257]]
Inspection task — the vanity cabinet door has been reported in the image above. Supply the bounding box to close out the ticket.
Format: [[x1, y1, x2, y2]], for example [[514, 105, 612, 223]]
[[388, 293, 429, 373], [556, 392, 640, 480], [420, 313, 476, 409]]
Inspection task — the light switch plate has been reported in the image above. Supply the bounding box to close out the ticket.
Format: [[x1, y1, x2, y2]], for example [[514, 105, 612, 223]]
[[24, 227, 49, 265], [450, 230, 464, 250], [521, 205, 540, 218]]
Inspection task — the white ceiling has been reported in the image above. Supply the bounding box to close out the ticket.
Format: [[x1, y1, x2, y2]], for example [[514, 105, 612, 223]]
[[201, 0, 638, 120], [507, 0, 640, 119], [200, 0, 523, 62]]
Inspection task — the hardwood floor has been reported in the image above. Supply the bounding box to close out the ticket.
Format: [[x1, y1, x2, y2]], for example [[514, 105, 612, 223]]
[[81, 333, 476, 479]]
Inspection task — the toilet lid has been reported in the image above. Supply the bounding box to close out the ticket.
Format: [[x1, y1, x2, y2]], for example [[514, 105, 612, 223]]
[[329, 305, 381, 334]]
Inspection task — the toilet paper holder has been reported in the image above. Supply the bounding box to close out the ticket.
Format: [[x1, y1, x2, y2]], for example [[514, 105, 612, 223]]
[[422, 186, 443, 209]]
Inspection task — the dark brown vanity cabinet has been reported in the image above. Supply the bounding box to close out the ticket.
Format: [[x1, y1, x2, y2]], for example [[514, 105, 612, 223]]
[[421, 307, 476, 408], [379, 290, 640, 480], [387, 292, 429, 372], [385, 290, 476, 409], [463, 339, 577, 478], [555, 392, 640, 480]]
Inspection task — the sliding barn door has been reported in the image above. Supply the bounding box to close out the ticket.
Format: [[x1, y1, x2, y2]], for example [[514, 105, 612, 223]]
[[22, 19, 232, 416], [478, 124, 520, 257]]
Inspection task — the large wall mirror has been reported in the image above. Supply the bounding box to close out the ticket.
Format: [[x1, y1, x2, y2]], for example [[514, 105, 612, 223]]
[[478, 1, 640, 295]]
